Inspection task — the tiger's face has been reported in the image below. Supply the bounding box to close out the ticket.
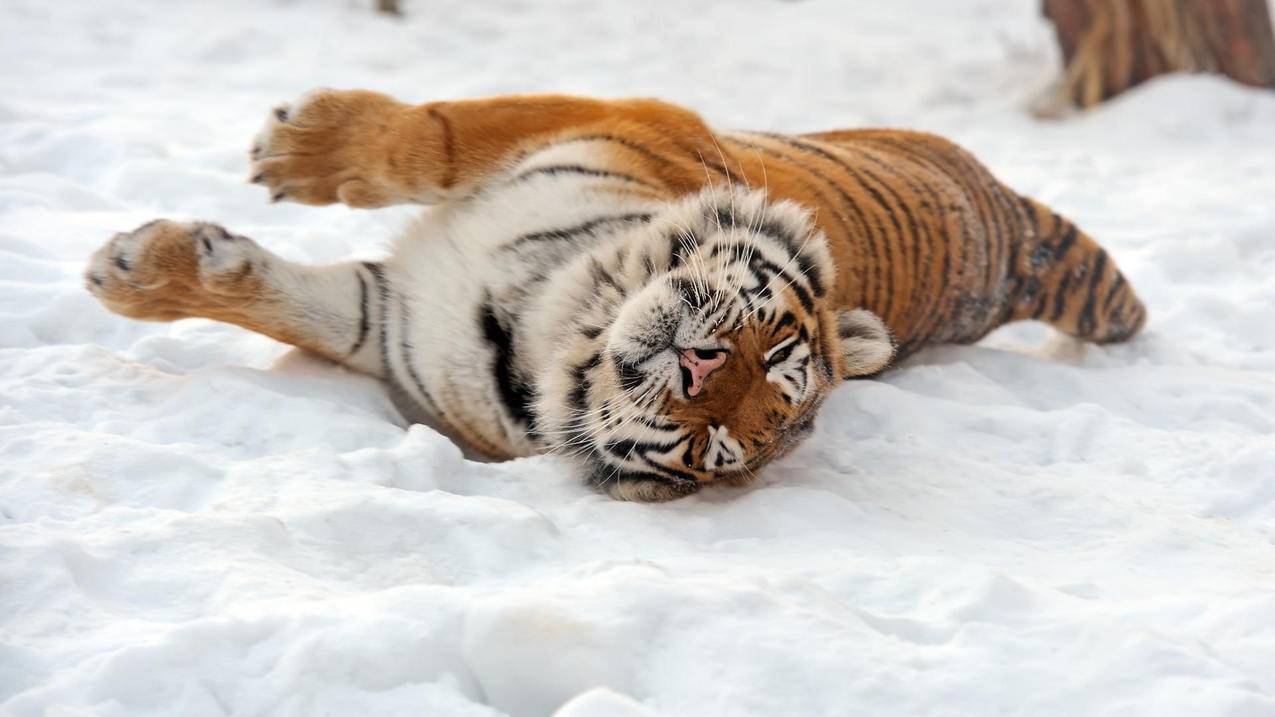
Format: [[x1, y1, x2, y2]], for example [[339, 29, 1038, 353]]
[[536, 188, 894, 501]]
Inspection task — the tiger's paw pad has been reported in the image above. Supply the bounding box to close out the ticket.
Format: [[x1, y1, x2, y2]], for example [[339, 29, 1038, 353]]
[[249, 88, 403, 208], [85, 220, 264, 320]]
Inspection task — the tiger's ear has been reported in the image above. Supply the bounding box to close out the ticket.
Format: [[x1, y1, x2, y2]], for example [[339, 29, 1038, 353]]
[[836, 308, 894, 378]]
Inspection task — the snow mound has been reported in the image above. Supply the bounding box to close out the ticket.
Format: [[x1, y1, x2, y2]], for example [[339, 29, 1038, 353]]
[[2, 0, 1274, 715]]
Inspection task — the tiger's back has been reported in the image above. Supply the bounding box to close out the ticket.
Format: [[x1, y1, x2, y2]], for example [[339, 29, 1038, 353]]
[[571, 112, 1147, 360], [717, 128, 1147, 358], [260, 90, 1145, 362]]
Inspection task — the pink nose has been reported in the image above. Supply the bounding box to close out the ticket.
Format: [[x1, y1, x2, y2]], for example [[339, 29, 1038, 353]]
[[679, 349, 728, 397]]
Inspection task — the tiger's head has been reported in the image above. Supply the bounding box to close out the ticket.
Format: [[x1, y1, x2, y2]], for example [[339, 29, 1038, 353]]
[[534, 187, 893, 501]]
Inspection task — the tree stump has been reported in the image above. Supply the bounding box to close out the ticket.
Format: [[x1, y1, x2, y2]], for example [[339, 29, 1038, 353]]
[[1036, 0, 1275, 114]]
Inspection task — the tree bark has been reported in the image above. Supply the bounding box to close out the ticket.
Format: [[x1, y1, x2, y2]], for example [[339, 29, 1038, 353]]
[[1038, 0, 1275, 113]]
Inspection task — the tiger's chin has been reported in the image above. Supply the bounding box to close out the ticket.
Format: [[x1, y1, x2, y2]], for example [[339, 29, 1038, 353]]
[[604, 478, 703, 503], [597, 459, 778, 501]]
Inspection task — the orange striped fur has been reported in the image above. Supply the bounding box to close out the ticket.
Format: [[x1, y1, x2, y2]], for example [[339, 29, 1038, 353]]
[[88, 91, 1148, 500], [255, 91, 1146, 354]]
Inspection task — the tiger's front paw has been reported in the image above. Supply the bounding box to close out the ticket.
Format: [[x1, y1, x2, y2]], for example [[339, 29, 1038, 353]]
[[85, 220, 266, 321], [249, 89, 407, 208]]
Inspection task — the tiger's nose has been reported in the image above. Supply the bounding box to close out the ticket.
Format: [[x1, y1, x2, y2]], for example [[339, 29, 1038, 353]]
[[679, 348, 728, 398]]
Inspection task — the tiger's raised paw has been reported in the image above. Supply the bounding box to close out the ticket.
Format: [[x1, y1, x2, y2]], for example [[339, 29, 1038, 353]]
[[249, 89, 407, 208], [85, 220, 267, 321]]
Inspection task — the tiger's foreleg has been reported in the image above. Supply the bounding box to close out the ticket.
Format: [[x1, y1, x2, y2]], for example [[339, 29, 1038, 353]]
[[86, 220, 387, 375], [1010, 198, 1147, 343], [248, 89, 710, 207]]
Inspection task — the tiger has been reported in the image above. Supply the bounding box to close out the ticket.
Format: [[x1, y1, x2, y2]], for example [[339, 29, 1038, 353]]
[[85, 90, 1147, 502]]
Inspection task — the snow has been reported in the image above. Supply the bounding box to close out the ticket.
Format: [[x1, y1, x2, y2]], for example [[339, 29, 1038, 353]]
[[2, 0, 1274, 714]]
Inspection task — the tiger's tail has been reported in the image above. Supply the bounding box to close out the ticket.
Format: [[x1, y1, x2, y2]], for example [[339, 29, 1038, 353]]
[[1009, 197, 1147, 343]]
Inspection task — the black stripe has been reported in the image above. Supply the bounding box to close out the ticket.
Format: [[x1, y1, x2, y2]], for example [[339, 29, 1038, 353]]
[[1076, 250, 1108, 337], [1053, 222, 1079, 261], [561, 353, 602, 459], [751, 256, 814, 312], [362, 262, 392, 378], [615, 360, 645, 393], [746, 133, 901, 321], [637, 452, 699, 483], [1018, 195, 1040, 242], [557, 133, 677, 169], [682, 441, 697, 469], [994, 189, 1027, 307], [909, 139, 1003, 301], [858, 162, 926, 325], [1050, 270, 1074, 322], [707, 240, 764, 262], [848, 154, 928, 288], [888, 139, 1002, 335], [587, 465, 681, 488], [1030, 280, 1050, 320], [668, 227, 702, 270], [427, 108, 457, 189], [504, 213, 651, 251], [765, 340, 797, 367], [999, 223, 1024, 325], [568, 353, 600, 413], [675, 137, 734, 179], [1044, 219, 1079, 326], [981, 184, 1009, 302], [1014, 196, 1045, 319], [877, 143, 956, 278], [480, 301, 534, 427], [709, 206, 826, 297], [632, 414, 679, 432], [589, 259, 625, 295], [349, 270, 371, 356], [604, 435, 685, 459], [849, 137, 954, 341], [669, 276, 706, 308], [1108, 289, 1130, 327], [1102, 272, 1126, 313], [757, 131, 843, 165], [720, 135, 871, 304], [397, 295, 442, 416], [513, 164, 657, 188]]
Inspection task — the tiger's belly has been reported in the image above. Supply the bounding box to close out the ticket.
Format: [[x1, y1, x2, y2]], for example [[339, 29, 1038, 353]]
[[378, 143, 667, 459]]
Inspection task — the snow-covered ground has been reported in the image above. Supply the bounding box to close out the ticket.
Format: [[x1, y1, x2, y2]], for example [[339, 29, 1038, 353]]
[[3, 0, 1274, 714]]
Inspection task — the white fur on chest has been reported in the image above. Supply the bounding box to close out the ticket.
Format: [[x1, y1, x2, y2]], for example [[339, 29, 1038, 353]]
[[381, 141, 664, 456]]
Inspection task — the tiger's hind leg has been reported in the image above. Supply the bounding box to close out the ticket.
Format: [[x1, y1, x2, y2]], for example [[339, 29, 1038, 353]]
[[86, 220, 386, 375], [1010, 198, 1147, 343]]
